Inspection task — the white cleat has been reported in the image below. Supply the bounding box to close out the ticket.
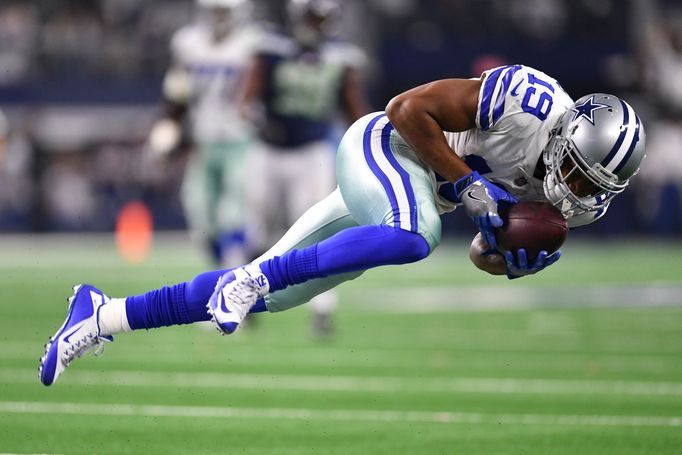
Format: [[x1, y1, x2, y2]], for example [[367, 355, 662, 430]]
[[207, 266, 269, 335], [39, 284, 113, 386]]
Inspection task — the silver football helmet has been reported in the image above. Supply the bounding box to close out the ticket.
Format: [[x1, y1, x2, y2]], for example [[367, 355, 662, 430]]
[[288, 0, 340, 47], [543, 93, 646, 224]]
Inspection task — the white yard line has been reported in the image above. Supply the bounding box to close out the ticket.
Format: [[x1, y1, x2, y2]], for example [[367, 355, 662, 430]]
[[0, 401, 679, 428], [3, 368, 682, 396], [351, 283, 682, 312]]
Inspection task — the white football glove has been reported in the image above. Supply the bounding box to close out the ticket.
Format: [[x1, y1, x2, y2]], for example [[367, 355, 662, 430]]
[[147, 119, 182, 159]]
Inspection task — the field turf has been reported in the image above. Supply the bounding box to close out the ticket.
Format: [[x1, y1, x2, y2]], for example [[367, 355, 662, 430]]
[[0, 233, 681, 454]]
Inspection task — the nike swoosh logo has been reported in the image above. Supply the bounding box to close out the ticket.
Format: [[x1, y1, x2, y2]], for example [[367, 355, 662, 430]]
[[62, 321, 86, 344], [466, 189, 486, 203], [510, 81, 523, 97]]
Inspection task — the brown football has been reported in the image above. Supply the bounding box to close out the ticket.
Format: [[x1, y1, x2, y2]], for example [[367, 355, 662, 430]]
[[495, 201, 568, 260]]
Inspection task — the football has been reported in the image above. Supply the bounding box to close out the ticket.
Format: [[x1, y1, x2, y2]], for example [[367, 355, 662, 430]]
[[495, 201, 568, 260]]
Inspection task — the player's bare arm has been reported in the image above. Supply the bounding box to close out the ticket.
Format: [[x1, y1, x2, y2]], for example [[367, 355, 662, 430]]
[[386, 78, 480, 182], [386, 78, 509, 275], [237, 55, 267, 121], [160, 64, 192, 119], [147, 65, 191, 158], [340, 67, 370, 123]]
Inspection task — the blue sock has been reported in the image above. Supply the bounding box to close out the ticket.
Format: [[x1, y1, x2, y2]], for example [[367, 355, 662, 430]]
[[125, 268, 267, 330], [124, 225, 428, 330], [259, 225, 430, 292]]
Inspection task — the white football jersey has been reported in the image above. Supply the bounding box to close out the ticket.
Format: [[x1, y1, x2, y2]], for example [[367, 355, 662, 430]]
[[437, 65, 575, 213], [166, 23, 261, 143]]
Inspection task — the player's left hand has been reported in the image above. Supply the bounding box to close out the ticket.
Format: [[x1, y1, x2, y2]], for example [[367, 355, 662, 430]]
[[454, 171, 518, 250], [504, 248, 561, 280]]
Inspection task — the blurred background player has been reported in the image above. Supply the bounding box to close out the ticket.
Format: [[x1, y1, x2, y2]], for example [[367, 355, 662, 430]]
[[633, 7, 682, 234], [147, 0, 259, 267], [238, 0, 370, 336]]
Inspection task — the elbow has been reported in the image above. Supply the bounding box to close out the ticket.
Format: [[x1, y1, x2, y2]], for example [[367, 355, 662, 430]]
[[385, 94, 413, 125]]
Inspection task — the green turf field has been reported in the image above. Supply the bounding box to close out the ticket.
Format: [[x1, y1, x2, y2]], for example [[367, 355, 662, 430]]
[[0, 233, 681, 454]]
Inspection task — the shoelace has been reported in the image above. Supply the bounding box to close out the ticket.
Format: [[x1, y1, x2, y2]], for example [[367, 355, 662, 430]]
[[62, 332, 107, 366], [224, 278, 258, 318]]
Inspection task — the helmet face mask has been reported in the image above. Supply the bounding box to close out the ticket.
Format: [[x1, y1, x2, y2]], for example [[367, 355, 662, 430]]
[[543, 130, 620, 218], [542, 94, 646, 221]]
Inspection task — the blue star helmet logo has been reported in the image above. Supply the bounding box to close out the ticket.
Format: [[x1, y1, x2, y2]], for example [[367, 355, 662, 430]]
[[571, 95, 610, 125]]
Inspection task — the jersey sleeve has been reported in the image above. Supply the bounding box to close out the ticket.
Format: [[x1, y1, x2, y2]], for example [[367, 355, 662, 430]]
[[253, 26, 295, 56], [238, 23, 265, 52], [169, 26, 192, 63], [475, 65, 562, 136], [163, 27, 194, 103], [324, 41, 367, 70]]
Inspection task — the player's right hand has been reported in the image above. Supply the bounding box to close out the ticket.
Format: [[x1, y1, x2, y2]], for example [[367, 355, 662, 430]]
[[454, 171, 518, 250], [147, 119, 182, 159]]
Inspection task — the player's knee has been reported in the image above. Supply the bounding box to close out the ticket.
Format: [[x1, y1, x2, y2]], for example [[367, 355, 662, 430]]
[[416, 205, 442, 254], [422, 226, 441, 254]]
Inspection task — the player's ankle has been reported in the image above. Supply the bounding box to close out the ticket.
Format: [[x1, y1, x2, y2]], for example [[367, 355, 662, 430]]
[[245, 264, 270, 295], [98, 298, 132, 336]]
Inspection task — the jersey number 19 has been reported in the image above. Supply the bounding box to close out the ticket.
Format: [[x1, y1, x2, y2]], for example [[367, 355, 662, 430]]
[[521, 73, 555, 121]]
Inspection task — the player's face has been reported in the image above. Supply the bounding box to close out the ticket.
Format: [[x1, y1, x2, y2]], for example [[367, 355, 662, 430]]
[[560, 161, 599, 198], [207, 7, 233, 38], [304, 11, 327, 33], [291, 10, 330, 47]]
